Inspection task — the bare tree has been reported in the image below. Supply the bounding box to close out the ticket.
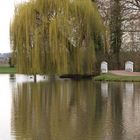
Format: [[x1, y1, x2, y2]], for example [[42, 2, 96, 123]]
[[96, 0, 140, 54]]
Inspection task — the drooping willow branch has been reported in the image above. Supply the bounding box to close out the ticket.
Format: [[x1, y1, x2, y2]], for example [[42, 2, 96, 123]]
[[10, 0, 106, 75]]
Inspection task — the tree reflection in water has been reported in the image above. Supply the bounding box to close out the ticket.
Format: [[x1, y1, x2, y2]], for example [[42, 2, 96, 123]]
[[11, 80, 107, 140], [11, 80, 140, 140]]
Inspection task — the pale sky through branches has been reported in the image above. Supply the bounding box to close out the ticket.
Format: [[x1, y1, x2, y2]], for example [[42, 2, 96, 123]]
[[0, 0, 26, 53]]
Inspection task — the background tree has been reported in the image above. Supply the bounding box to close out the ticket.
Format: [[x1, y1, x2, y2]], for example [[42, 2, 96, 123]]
[[121, 0, 140, 51], [109, 0, 122, 69]]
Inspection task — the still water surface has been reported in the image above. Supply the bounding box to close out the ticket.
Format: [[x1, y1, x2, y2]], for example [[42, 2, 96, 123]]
[[1, 74, 140, 140]]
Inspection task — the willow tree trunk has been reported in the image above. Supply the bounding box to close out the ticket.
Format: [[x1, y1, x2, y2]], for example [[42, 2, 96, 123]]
[[34, 74, 37, 83]]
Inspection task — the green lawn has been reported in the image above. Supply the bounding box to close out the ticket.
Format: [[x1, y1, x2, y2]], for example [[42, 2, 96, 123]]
[[94, 73, 140, 82], [0, 67, 16, 74]]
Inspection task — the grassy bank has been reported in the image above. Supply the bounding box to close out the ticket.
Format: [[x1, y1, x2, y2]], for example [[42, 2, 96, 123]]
[[0, 67, 16, 74], [94, 73, 140, 82]]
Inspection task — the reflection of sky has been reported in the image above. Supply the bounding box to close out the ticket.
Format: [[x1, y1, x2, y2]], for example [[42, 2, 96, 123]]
[[0, 75, 12, 140]]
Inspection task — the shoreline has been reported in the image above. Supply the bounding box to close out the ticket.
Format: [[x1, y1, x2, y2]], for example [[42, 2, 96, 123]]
[[0, 66, 16, 74], [1, 67, 140, 82], [94, 71, 140, 82]]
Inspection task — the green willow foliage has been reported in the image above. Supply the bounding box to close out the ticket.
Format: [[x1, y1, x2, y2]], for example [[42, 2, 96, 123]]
[[11, 0, 105, 75]]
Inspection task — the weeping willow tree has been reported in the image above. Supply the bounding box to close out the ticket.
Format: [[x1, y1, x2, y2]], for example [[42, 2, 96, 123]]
[[10, 0, 105, 76]]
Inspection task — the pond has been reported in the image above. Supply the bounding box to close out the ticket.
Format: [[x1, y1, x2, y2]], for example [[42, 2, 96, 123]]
[[0, 74, 140, 140]]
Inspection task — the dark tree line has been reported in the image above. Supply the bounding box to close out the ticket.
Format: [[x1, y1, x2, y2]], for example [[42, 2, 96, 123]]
[[96, 0, 140, 69]]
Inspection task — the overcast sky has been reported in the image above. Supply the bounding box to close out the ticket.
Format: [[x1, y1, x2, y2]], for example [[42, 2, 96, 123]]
[[0, 0, 25, 53]]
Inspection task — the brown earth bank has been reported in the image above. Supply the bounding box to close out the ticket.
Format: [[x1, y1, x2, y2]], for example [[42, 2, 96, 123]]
[[109, 70, 140, 76], [59, 74, 93, 80]]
